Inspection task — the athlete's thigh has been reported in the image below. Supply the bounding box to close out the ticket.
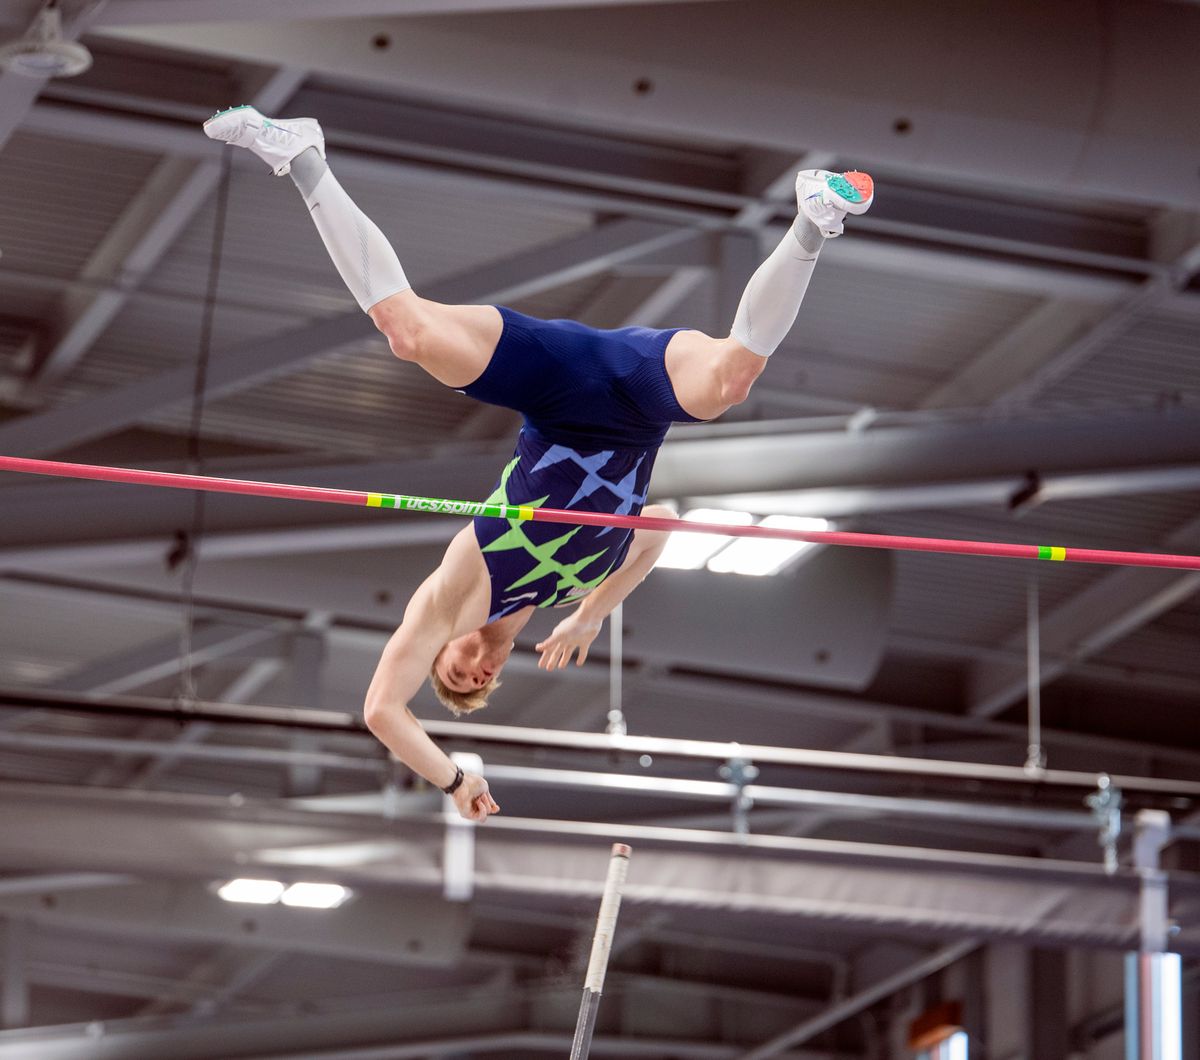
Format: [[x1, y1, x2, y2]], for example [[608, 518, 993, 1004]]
[[414, 301, 504, 388], [663, 329, 758, 421], [374, 292, 503, 389]]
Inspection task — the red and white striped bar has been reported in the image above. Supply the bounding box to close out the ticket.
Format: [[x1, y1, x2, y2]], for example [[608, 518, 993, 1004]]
[[3, 455, 1199, 571]]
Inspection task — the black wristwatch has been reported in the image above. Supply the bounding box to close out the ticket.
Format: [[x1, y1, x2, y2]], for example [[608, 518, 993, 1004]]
[[441, 765, 465, 796]]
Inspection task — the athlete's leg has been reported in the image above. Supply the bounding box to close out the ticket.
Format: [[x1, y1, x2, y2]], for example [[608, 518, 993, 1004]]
[[203, 108, 500, 389], [666, 170, 873, 420], [366, 291, 501, 389]]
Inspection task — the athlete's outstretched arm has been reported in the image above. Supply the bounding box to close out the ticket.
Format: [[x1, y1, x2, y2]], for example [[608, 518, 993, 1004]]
[[364, 533, 500, 820], [535, 506, 678, 670]]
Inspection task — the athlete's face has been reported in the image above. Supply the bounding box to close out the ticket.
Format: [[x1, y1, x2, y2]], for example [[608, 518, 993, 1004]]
[[436, 630, 511, 694]]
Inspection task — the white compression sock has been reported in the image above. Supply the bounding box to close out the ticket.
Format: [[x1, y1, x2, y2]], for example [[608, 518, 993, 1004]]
[[730, 216, 825, 357], [289, 148, 411, 313]]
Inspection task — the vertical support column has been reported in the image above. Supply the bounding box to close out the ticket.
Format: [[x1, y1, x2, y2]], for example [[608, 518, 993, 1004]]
[[1024, 575, 1047, 773], [959, 947, 988, 1053], [1181, 974, 1199, 1060], [606, 603, 626, 737], [286, 617, 328, 797], [1029, 948, 1070, 1060], [443, 752, 483, 903], [1126, 809, 1181, 1060], [0, 918, 29, 1030]]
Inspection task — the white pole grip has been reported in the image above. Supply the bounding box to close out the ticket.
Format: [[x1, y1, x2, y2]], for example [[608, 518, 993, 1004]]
[[583, 842, 631, 993]]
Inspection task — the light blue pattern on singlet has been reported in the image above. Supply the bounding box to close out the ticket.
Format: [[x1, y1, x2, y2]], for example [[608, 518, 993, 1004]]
[[531, 444, 650, 536], [474, 430, 655, 623]]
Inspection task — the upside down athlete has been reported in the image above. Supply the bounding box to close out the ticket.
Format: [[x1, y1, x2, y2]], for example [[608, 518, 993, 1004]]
[[204, 107, 873, 821]]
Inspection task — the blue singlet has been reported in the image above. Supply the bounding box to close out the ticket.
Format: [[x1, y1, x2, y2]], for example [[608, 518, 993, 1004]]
[[460, 307, 700, 622]]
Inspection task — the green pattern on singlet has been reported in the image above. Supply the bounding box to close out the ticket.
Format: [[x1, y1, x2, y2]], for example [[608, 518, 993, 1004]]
[[479, 456, 617, 604]]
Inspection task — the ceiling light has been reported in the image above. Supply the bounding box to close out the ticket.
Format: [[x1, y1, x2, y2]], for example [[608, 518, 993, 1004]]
[[281, 882, 351, 909], [0, 3, 93, 79], [654, 508, 753, 570], [217, 878, 285, 905], [705, 516, 829, 576]]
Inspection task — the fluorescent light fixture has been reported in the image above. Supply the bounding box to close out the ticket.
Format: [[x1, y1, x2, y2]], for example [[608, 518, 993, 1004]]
[[946, 1030, 969, 1060], [281, 882, 351, 909], [217, 878, 285, 905], [654, 508, 753, 570], [705, 515, 829, 576]]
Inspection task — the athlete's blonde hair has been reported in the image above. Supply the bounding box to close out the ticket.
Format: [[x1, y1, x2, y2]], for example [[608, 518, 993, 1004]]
[[429, 651, 500, 716]]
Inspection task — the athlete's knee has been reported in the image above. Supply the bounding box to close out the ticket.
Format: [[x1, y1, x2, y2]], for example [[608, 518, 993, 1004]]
[[370, 293, 433, 363], [718, 344, 767, 408]]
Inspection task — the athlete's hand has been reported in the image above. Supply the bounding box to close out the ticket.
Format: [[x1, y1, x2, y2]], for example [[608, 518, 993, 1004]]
[[452, 772, 500, 821], [536, 612, 603, 670]]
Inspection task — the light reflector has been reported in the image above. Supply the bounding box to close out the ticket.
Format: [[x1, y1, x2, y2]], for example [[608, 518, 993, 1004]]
[[217, 878, 285, 905], [281, 882, 351, 909], [654, 508, 753, 570], [706, 515, 829, 575]]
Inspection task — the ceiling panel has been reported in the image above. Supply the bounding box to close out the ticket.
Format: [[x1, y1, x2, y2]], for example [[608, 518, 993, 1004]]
[[779, 261, 1041, 409], [0, 131, 162, 282], [1035, 306, 1200, 408]]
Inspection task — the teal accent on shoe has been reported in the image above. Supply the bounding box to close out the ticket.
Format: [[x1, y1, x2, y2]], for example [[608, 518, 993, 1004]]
[[207, 104, 254, 122], [826, 173, 864, 204]]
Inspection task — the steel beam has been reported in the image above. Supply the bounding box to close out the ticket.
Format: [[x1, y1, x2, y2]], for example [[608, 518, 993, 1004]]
[[934, 247, 1200, 713], [0, 731, 379, 772], [7, 685, 1200, 799], [690, 464, 1200, 521], [0, 516, 465, 569], [919, 298, 1109, 410], [0, 735, 1102, 834], [124, 657, 282, 788], [993, 243, 1200, 409], [0, 877, 470, 965], [6, 568, 1200, 782], [734, 941, 977, 1060], [618, 266, 710, 329], [20, 95, 1167, 305], [0, 1027, 834, 1060], [138, 950, 283, 1020], [648, 406, 1200, 498], [969, 512, 1200, 717], [99, 0, 730, 26], [477, 763, 1098, 834], [100, 0, 1200, 206], [6, 564, 1200, 777], [0, 218, 702, 457], [3, 408, 1199, 543], [26, 961, 214, 1005], [1, 783, 1188, 950], [31, 67, 307, 385], [0, 874, 135, 897], [50, 620, 285, 696]]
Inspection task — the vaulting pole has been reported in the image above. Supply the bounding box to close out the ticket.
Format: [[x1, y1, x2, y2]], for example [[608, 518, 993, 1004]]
[[3, 455, 1200, 571], [570, 842, 631, 1060]]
